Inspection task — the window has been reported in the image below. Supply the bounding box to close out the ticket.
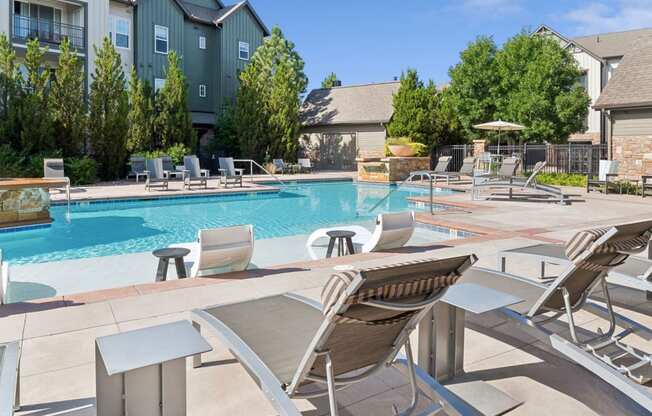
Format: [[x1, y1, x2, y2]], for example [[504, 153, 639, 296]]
[[109, 16, 130, 49], [154, 25, 169, 54], [154, 78, 165, 93], [199, 36, 206, 50], [238, 41, 249, 60], [199, 84, 207, 97]]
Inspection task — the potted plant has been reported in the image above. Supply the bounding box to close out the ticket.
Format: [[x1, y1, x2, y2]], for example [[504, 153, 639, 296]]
[[386, 137, 427, 157]]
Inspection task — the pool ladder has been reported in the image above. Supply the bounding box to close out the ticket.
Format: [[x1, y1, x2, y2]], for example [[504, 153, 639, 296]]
[[366, 171, 438, 215]]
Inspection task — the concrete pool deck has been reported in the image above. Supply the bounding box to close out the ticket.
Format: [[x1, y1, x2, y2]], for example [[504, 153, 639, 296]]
[[2, 176, 652, 415]]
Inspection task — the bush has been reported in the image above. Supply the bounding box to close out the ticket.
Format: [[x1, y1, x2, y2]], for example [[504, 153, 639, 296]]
[[384, 137, 428, 157], [24, 151, 63, 178], [0, 145, 25, 177], [535, 172, 586, 187], [66, 157, 97, 185], [133, 143, 191, 166]]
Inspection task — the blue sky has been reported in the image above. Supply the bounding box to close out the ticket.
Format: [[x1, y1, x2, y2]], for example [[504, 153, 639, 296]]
[[250, 0, 652, 91]]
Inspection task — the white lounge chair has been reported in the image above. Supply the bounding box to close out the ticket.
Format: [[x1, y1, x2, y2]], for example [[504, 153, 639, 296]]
[[433, 156, 476, 184], [170, 225, 254, 277], [0, 341, 20, 414], [297, 158, 312, 173], [43, 158, 70, 200], [306, 211, 416, 260]]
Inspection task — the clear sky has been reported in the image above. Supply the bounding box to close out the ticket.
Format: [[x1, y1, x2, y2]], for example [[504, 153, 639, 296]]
[[250, 0, 652, 91]]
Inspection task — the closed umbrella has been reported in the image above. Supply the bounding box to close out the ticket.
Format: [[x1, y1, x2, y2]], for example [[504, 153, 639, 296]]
[[473, 120, 526, 154]]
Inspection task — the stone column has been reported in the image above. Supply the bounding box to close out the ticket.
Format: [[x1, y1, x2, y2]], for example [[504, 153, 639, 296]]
[[473, 139, 488, 157]]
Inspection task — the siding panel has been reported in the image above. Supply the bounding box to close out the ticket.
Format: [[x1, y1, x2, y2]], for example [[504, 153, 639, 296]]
[[573, 50, 602, 134], [184, 22, 217, 113], [612, 109, 652, 136]]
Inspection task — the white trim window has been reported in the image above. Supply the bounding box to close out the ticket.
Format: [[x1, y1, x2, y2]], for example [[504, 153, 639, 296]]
[[109, 16, 130, 49], [154, 78, 165, 93], [154, 25, 169, 54], [199, 84, 207, 98], [199, 36, 206, 50], [238, 41, 250, 61]]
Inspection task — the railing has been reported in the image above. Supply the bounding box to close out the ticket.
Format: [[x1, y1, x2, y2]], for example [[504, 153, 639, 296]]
[[12, 15, 86, 50], [233, 159, 289, 187]]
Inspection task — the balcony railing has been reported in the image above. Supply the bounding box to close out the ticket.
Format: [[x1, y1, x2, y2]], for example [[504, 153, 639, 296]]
[[12, 14, 86, 51]]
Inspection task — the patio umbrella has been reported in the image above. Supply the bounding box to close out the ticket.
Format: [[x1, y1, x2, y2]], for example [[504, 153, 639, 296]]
[[473, 120, 526, 154]]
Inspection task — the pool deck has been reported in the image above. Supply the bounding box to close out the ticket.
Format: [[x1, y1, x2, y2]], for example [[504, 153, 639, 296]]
[[3, 175, 652, 415]]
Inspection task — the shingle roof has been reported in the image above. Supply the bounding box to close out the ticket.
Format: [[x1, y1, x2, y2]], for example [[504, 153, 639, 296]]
[[594, 36, 652, 110], [180, 1, 224, 25], [300, 82, 400, 127], [572, 28, 652, 59]]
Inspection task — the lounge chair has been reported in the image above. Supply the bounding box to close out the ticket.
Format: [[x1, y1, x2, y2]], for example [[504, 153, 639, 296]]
[[297, 158, 313, 173], [273, 159, 299, 174], [161, 155, 184, 181], [434, 156, 476, 184], [170, 225, 253, 277], [473, 160, 567, 204], [431, 156, 452, 175], [587, 160, 620, 194], [43, 158, 70, 200], [218, 157, 243, 188], [127, 156, 147, 183], [144, 158, 169, 191], [1, 251, 8, 305], [183, 155, 209, 190], [497, 230, 652, 298], [191, 255, 480, 416], [0, 341, 20, 414], [306, 211, 415, 260], [462, 219, 652, 410]]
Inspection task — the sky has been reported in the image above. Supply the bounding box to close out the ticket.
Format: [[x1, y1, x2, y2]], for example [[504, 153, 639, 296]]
[[249, 0, 652, 91]]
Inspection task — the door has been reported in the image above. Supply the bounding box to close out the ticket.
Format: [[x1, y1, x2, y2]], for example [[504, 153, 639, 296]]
[[318, 132, 357, 170]]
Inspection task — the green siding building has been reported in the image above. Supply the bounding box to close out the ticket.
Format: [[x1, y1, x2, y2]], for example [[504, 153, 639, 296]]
[[133, 0, 269, 135]]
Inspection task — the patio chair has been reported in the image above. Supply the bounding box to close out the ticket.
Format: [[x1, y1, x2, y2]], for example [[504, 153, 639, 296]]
[[144, 158, 169, 191], [497, 227, 652, 298], [431, 156, 453, 175], [587, 160, 620, 194], [297, 158, 313, 173], [170, 225, 253, 277], [462, 219, 652, 410], [191, 255, 480, 416], [273, 159, 299, 174], [433, 156, 476, 184], [218, 157, 243, 188], [127, 156, 148, 183], [306, 211, 415, 260], [161, 155, 184, 181], [183, 155, 209, 190], [1, 251, 8, 305], [0, 341, 20, 414], [43, 158, 70, 200]]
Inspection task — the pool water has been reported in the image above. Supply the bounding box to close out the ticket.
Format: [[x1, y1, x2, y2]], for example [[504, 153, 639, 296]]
[[0, 181, 454, 265]]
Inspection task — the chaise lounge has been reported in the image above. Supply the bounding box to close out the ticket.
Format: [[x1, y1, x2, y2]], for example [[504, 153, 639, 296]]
[[433, 156, 476, 184]]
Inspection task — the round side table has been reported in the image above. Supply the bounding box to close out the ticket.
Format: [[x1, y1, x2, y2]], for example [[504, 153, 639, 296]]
[[325, 230, 356, 258], [152, 247, 191, 281]]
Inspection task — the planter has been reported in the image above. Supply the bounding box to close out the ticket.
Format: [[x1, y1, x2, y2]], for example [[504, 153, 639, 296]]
[[388, 144, 415, 157]]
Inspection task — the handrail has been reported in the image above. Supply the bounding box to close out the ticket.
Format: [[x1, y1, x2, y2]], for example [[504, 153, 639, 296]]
[[366, 171, 436, 215], [232, 159, 290, 187]]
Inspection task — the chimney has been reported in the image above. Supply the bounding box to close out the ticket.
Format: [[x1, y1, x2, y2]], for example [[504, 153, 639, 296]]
[[332, 80, 342, 87]]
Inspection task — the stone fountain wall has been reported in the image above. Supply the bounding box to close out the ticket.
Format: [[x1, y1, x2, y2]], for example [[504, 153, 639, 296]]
[[0, 188, 51, 227], [357, 157, 431, 183]]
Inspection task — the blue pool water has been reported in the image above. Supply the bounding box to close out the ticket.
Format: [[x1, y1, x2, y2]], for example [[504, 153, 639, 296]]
[[0, 181, 454, 265]]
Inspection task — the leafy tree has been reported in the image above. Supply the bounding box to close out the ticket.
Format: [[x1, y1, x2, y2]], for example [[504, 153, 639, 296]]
[[127, 66, 154, 152], [447, 36, 499, 140], [20, 38, 54, 154], [154, 51, 195, 149], [321, 72, 339, 88], [89, 38, 129, 180], [0, 34, 22, 149], [50, 38, 87, 156], [493, 33, 589, 143], [236, 26, 308, 161]]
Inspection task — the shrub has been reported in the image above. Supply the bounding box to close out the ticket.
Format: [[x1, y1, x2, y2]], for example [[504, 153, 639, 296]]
[[0, 145, 24, 178], [384, 137, 428, 157], [24, 151, 63, 178], [132, 143, 192, 166], [535, 172, 586, 187], [66, 157, 97, 185]]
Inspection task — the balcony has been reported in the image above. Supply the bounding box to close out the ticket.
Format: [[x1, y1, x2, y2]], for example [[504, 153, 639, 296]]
[[12, 14, 86, 51]]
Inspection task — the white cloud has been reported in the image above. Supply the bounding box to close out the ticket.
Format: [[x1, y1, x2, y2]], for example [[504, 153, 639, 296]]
[[460, 0, 523, 15], [565, 0, 652, 35]]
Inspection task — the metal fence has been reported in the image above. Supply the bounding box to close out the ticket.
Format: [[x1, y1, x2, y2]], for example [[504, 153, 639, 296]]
[[434, 143, 608, 175]]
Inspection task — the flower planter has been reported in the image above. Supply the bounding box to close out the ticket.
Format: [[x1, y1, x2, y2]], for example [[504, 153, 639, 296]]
[[388, 144, 415, 157]]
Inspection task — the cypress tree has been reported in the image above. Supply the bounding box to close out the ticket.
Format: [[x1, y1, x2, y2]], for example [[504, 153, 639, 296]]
[[127, 66, 154, 152], [0, 34, 22, 149], [89, 38, 129, 180]]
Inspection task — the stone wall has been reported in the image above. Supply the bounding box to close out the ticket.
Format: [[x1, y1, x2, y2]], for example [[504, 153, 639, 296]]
[[357, 157, 430, 183], [569, 132, 601, 144], [0, 188, 51, 228], [611, 135, 652, 179], [473, 139, 488, 157]]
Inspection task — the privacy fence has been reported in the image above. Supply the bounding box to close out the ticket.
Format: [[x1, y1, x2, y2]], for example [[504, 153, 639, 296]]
[[433, 143, 608, 175]]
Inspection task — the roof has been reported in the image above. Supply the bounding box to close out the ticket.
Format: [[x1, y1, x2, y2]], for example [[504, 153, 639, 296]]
[[213, 1, 270, 36], [572, 28, 652, 59], [179, 1, 224, 25], [300, 82, 400, 127], [594, 36, 652, 110]]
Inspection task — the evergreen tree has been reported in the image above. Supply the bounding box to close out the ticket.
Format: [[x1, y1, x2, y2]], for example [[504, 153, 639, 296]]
[[211, 103, 239, 157], [321, 72, 339, 88], [89, 38, 129, 180], [50, 38, 87, 156], [387, 69, 433, 144], [0, 34, 22, 149], [20, 38, 54, 154], [154, 51, 195, 149], [127, 66, 154, 152], [236, 27, 307, 161]]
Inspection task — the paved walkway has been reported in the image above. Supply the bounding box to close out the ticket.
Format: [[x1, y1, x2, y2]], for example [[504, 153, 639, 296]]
[[3, 179, 652, 415]]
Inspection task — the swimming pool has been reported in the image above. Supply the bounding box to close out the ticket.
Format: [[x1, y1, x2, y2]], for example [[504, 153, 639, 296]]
[[0, 181, 455, 265]]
